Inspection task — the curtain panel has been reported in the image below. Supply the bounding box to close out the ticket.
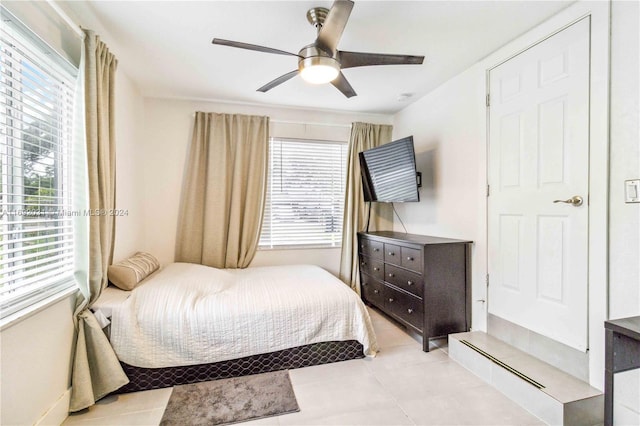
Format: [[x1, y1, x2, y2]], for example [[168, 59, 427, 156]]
[[70, 30, 129, 412], [175, 112, 269, 268], [339, 122, 393, 293]]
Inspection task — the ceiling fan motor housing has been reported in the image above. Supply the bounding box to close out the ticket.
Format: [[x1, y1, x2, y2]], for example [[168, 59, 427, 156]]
[[298, 45, 340, 84]]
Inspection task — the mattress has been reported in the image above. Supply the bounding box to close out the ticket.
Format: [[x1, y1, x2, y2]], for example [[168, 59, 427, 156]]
[[109, 262, 378, 368], [93, 285, 131, 319]]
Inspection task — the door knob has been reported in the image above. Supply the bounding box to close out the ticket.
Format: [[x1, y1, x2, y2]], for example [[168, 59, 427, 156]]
[[553, 195, 583, 207]]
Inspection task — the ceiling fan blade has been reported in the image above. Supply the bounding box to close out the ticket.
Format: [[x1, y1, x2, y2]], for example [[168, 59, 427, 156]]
[[338, 51, 425, 69], [331, 72, 357, 98], [212, 38, 301, 58], [316, 0, 354, 54], [257, 70, 299, 93]]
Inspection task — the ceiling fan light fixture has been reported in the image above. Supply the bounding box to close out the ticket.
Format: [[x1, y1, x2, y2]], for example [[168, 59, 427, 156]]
[[299, 56, 340, 84]]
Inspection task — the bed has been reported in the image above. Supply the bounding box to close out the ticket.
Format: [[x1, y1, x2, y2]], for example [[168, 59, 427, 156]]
[[94, 262, 377, 393]]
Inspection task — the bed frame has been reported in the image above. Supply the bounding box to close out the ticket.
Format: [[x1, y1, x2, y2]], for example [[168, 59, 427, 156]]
[[114, 340, 364, 393]]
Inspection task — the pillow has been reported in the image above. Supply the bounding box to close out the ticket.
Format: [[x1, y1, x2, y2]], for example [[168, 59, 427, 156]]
[[108, 252, 160, 290]]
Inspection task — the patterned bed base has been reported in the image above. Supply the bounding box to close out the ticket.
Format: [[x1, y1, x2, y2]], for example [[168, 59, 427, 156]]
[[115, 340, 364, 394]]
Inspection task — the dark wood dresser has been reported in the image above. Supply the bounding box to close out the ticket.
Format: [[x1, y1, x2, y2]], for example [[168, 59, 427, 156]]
[[357, 231, 472, 352]]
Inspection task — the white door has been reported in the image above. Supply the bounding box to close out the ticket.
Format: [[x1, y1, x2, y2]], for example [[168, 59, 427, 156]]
[[487, 18, 590, 351]]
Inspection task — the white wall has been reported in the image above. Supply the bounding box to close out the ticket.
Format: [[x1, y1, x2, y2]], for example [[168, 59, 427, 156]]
[[140, 97, 392, 275], [392, 0, 639, 417], [0, 70, 145, 425], [0, 3, 79, 425], [112, 70, 146, 263], [0, 295, 75, 426], [0, 3, 146, 423], [393, 1, 624, 391], [609, 1, 640, 423], [392, 65, 487, 330], [609, 0, 640, 320]]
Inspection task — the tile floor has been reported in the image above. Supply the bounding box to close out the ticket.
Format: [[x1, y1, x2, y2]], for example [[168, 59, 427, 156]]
[[63, 308, 544, 425]]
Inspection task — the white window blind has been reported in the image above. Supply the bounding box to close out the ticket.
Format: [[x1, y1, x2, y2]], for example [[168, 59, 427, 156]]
[[260, 137, 347, 248], [0, 8, 78, 319]]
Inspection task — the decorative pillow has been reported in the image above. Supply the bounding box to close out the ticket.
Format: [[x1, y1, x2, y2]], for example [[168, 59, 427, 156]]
[[108, 252, 160, 291]]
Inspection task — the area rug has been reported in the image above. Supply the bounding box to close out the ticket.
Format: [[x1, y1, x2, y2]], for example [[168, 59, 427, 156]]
[[159, 370, 299, 425]]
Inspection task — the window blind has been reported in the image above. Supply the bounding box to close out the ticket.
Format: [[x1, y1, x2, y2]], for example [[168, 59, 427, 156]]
[[0, 8, 78, 319], [259, 137, 347, 248]]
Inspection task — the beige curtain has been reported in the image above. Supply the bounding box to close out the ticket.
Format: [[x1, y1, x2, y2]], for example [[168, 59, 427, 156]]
[[70, 30, 129, 412], [175, 112, 269, 268], [339, 122, 393, 293]]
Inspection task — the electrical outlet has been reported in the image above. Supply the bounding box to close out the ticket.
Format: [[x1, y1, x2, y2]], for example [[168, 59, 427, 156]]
[[625, 179, 640, 203]]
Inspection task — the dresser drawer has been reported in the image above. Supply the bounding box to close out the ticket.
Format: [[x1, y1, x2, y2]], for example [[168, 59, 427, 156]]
[[385, 264, 423, 297], [384, 243, 402, 265], [384, 286, 424, 330], [359, 238, 383, 260], [359, 256, 384, 280], [401, 246, 423, 273], [361, 274, 384, 309]]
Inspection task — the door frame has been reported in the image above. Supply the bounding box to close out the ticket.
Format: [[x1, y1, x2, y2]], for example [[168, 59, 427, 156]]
[[480, 1, 610, 389]]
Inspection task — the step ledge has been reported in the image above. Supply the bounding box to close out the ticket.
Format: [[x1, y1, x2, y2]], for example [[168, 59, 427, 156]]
[[449, 331, 603, 426]]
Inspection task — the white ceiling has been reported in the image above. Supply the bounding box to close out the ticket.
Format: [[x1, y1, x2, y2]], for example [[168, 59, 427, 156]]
[[61, 1, 573, 114]]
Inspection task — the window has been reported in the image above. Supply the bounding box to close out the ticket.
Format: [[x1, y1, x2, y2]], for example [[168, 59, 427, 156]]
[[259, 137, 347, 248], [0, 8, 78, 319]]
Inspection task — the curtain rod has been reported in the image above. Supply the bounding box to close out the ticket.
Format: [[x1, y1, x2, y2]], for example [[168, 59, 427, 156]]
[[46, 0, 85, 39], [270, 119, 352, 129]]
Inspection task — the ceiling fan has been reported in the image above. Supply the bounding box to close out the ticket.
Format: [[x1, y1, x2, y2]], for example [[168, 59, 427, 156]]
[[212, 0, 424, 98]]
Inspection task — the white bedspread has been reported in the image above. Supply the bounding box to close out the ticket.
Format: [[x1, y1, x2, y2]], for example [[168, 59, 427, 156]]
[[109, 262, 378, 368]]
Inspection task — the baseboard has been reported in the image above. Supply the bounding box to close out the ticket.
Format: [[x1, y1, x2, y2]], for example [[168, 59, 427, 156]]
[[35, 388, 70, 426]]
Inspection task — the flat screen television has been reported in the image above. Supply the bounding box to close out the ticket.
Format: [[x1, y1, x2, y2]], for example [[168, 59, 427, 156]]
[[359, 136, 420, 203]]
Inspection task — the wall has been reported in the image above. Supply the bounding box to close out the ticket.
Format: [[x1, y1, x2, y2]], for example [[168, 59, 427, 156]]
[[393, 0, 621, 388], [0, 3, 79, 425], [392, 64, 487, 331], [112, 69, 146, 263], [393, 0, 639, 417], [140, 98, 392, 275], [609, 0, 640, 321], [0, 73, 145, 426], [0, 3, 145, 424], [609, 1, 640, 423], [0, 295, 76, 425]]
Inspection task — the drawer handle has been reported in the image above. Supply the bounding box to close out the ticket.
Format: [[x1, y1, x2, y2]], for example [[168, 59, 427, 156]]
[[388, 273, 395, 278], [373, 289, 380, 294], [407, 256, 414, 261], [388, 252, 395, 256], [407, 308, 413, 314], [373, 267, 380, 271], [388, 298, 394, 303], [374, 248, 380, 252], [362, 282, 368, 286], [407, 280, 414, 286], [361, 261, 367, 266]]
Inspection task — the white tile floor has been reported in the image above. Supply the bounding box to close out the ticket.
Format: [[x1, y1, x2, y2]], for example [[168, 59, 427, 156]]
[[64, 308, 544, 425]]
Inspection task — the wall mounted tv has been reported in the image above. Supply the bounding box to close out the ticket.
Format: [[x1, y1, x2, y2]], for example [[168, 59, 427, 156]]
[[359, 136, 420, 203]]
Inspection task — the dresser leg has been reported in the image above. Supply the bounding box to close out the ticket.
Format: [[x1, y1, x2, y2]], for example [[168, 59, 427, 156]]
[[423, 334, 430, 352]]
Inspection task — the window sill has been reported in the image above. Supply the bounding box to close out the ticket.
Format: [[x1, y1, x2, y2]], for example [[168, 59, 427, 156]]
[[258, 245, 342, 251], [0, 286, 78, 332]]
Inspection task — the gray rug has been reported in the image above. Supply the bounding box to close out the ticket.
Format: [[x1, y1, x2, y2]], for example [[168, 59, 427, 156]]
[[159, 370, 300, 425]]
